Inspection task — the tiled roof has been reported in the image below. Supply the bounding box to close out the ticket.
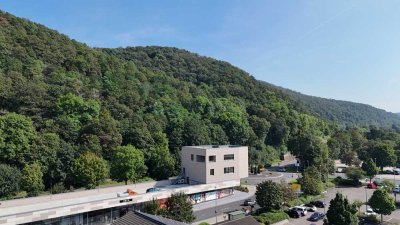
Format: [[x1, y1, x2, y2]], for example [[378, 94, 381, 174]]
[[112, 211, 187, 225]]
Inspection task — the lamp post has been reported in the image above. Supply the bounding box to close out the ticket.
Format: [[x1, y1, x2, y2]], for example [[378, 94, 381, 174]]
[[365, 187, 368, 212], [215, 186, 218, 224]]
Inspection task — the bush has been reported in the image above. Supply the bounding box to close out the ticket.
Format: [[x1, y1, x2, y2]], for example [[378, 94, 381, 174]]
[[234, 185, 249, 193], [51, 183, 67, 194], [333, 176, 361, 187], [288, 195, 323, 207], [198, 222, 210, 225], [255, 211, 289, 225]]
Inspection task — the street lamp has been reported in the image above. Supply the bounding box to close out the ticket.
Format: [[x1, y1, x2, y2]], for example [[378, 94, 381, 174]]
[[364, 187, 368, 212], [215, 186, 218, 224]]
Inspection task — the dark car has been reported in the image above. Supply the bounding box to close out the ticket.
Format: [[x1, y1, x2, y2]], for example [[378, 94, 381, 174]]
[[287, 209, 301, 218], [308, 212, 325, 221], [146, 188, 161, 193], [311, 200, 325, 208]]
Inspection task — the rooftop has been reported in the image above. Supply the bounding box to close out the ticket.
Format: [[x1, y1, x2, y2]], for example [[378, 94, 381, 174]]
[[182, 145, 244, 149], [112, 211, 187, 225]]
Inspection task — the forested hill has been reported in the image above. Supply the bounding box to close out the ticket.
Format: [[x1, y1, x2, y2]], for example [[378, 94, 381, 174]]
[[102, 47, 400, 128], [262, 83, 400, 127], [0, 9, 333, 192]]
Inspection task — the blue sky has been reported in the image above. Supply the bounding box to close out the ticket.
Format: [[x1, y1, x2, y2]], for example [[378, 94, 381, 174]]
[[2, 0, 400, 112]]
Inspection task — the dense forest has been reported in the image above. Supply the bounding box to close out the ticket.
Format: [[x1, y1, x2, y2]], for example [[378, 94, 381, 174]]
[[0, 10, 399, 198], [266, 84, 400, 127]]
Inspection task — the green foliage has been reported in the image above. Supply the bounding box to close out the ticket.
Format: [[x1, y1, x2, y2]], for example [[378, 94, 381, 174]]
[[277, 180, 296, 205], [367, 141, 397, 169], [0, 164, 21, 198], [345, 167, 365, 182], [146, 132, 175, 180], [71, 152, 109, 189], [110, 145, 147, 184], [361, 158, 379, 181], [368, 189, 395, 222], [324, 193, 358, 225], [255, 211, 289, 225], [256, 180, 284, 211], [0, 113, 36, 167], [143, 199, 160, 215], [21, 163, 45, 196], [300, 166, 323, 195], [162, 192, 195, 223]]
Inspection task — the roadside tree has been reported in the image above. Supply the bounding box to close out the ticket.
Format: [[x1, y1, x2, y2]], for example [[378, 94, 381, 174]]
[[0, 164, 21, 198], [361, 158, 379, 183], [21, 163, 45, 196], [162, 192, 195, 223], [256, 180, 284, 211], [368, 189, 396, 222], [324, 193, 358, 225]]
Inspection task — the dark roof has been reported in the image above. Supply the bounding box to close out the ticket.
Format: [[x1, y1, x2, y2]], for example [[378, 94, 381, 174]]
[[112, 211, 187, 225], [217, 216, 260, 225]]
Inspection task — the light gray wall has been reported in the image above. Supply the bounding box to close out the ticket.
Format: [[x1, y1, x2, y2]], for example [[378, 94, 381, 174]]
[[181, 146, 248, 184]]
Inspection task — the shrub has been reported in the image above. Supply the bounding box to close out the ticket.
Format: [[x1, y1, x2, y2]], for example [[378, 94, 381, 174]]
[[255, 211, 289, 225], [234, 185, 249, 193], [51, 183, 67, 194]]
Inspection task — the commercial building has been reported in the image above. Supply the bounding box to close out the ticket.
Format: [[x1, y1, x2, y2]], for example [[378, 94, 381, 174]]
[[0, 145, 248, 225]]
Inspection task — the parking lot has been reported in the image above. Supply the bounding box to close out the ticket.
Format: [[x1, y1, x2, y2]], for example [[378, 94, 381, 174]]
[[288, 186, 400, 225]]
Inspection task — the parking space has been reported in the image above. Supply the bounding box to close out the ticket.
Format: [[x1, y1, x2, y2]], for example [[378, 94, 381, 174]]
[[288, 186, 400, 225]]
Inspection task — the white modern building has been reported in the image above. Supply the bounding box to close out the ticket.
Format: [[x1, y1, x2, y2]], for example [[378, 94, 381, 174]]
[[181, 145, 248, 184]]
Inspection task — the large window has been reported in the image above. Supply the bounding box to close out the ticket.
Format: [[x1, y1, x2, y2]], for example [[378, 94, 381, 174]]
[[210, 169, 214, 175], [196, 155, 205, 162], [224, 167, 235, 174], [224, 154, 234, 160], [209, 155, 216, 162]]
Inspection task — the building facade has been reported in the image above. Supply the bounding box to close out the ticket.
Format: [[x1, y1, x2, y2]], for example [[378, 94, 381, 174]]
[[181, 145, 248, 184]]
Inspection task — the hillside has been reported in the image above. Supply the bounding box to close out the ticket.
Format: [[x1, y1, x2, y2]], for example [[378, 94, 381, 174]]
[[0, 10, 333, 193], [102, 47, 400, 128], [263, 84, 400, 127]]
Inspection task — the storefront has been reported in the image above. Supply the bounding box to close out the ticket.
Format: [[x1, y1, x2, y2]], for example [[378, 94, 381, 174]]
[[189, 188, 234, 204]]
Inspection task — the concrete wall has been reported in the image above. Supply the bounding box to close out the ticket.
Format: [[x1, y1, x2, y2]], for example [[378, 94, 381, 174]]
[[181, 146, 248, 184]]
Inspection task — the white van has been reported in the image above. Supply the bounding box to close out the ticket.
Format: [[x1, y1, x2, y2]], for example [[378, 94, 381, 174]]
[[293, 206, 308, 216]]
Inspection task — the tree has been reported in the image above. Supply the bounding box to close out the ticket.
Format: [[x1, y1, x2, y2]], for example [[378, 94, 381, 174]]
[[345, 167, 365, 183], [147, 132, 175, 180], [277, 180, 296, 204], [110, 145, 147, 185], [367, 141, 397, 170], [143, 199, 160, 215], [300, 166, 323, 195], [0, 113, 36, 167], [0, 164, 22, 198], [255, 180, 284, 211], [162, 192, 195, 223], [324, 193, 358, 225], [21, 163, 45, 196], [71, 152, 109, 189], [368, 189, 395, 222], [361, 158, 379, 183]]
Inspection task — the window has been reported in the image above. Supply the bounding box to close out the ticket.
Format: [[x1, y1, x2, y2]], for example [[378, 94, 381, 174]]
[[196, 155, 205, 162], [224, 154, 235, 160], [191, 154, 194, 161], [209, 155, 216, 162], [224, 167, 235, 174], [210, 169, 214, 175]]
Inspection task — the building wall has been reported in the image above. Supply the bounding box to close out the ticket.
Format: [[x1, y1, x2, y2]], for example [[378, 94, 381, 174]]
[[181, 146, 248, 184], [0, 180, 240, 225]]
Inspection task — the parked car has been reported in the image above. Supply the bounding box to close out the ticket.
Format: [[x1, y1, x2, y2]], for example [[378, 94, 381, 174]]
[[311, 200, 325, 208], [277, 167, 286, 172], [393, 187, 400, 193], [308, 212, 325, 221], [303, 203, 317, 212], [286, 209, 301, 218], [243, 199, 256, 206], [367, 183, 377, 189], [146, 188, 162, 193], [364, 208, 377, 216], [293, 206, 307, 216]]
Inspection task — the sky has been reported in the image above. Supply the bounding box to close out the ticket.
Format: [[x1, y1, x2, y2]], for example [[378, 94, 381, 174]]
[[1, 0, 400, 112]]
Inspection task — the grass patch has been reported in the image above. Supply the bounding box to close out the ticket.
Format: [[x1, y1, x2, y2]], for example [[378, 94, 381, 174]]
[[255, 211, 289, 225], [288, 194, 324, 207]]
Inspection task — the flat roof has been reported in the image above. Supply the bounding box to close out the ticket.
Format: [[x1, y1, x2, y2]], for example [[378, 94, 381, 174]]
[[182, 145, 245, 149]]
